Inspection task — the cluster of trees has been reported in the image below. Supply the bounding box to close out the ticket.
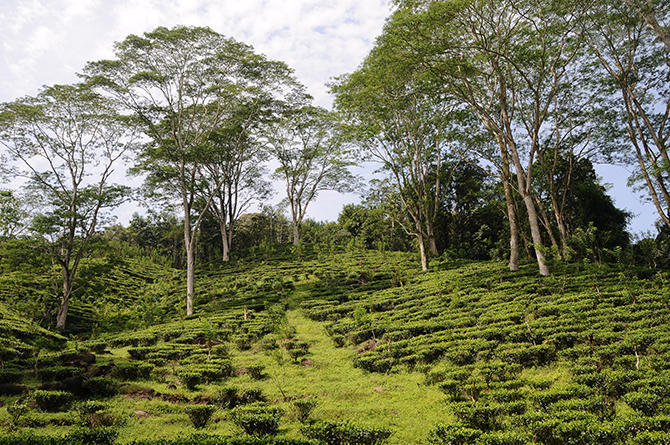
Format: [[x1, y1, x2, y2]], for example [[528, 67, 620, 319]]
[[0, 27, 353, 329], [331, 0, 670, 274], [0, 0, 669, 329]]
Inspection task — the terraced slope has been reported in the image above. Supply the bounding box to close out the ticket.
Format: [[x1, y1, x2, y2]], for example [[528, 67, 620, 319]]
[[0, 253, 668, 444], [304, 260, 670, 444]]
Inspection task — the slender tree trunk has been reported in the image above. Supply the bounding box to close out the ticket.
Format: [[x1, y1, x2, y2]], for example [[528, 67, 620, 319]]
[[549, 194, 569, 256], [521, 192, 549, 276], [508, 142, 549, 276], [183, 210, 195, 315], [621, 90, 670, 228], [417, 232, 428, 272], [220, 219, 230, 262], [535, 196, 560, 256], [185, 241, 195, 315], [427, 223, 438, 256], [55, 267, 71, 330], [501, 154, 519, 271], [292, 223, 300, 245], [227, 221, 234, 260]]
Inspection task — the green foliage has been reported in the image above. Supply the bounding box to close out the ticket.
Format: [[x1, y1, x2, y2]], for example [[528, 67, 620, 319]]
[[0, 367, 23, 384], [184, 405, 217, 429], [293, 399, 317, 423], [82, 377, 118, 398], [37, 366, 84, 382], [66, 427, 119, 445], [6, 400, 29, 426], [111, 362, 154, 380], [125, 435, 315, 445], [427, 424, 482, 445], [300, 420, 392, 445], [179, 370, 204, 391], [623, 392, 662, 416], [247, 365, 265, 380], [33, 390, 73, 412], [231, 404, 284, 436], [216, 386, 266, 409]]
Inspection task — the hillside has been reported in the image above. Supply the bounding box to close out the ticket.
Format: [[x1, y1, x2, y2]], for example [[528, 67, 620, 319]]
[[0, 252, 669, 444]]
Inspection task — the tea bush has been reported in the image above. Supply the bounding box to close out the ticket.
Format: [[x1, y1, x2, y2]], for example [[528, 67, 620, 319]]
[[184, 405, 217, 429], [33, 390, 73, 412], [231, 404, 284, 436], [301, 420, 392, 445]]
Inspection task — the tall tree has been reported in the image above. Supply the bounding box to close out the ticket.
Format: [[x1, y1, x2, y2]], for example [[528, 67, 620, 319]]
[[85, 26, 295, 315], [0, 84, 134, 329], [202, 93, 273, 262], [586, 1, 670, 228], [268, 105, 356, 245], [332, 34, 453, 271], [389, 0, 589, 276]]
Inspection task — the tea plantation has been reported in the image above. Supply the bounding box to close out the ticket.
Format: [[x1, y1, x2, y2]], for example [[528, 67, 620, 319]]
[[0, 252, 669, 444]]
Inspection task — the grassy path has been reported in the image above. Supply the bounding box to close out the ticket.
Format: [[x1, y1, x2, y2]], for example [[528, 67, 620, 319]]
[[238, 310, 450, 444]]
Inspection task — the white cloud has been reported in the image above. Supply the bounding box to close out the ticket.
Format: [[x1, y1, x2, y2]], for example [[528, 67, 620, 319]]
[[0, 0, 390, 223]]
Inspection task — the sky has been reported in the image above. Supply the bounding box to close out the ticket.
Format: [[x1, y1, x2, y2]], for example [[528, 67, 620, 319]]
[[0, 0, 662, 235]]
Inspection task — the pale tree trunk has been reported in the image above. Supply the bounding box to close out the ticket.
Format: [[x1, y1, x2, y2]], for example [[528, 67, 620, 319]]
[[183, 208, 196, 315], [521, 192, 549, 276], [508, 141, 549, 276], [292, 223, 300, 245], [535, 196, 560, 255], [427, 223, 438, 256], [549, 194, 569, 255], [55, 268, 72, 330], [500, 147, 519, 271], [185, 240, 195, 316], [417, 232, 428, 272], [227, 221, 234, 260], [220, 219, 230, 262]]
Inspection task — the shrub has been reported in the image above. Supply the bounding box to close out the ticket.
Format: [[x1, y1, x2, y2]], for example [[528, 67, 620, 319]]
[[7, 401, 29, 426], [179, 371, 204, 391], [123, 434, 314, 444], [623, 392, 661, 416], [301, 420, 392, 445], [128, 347, 151, 360], [77, 401, 116, 427], [216, 386, 266, 409], [77, 401, 107, 415], [37, 366, 83, 382], [231, 404, 284, 436], [185, 405, 217, 429], [112, 362, 141, 380], [17, 411, 78, 427], [633, 431, 670, 445], [451, 402, 501, 431], [0, 368, 23, 384], [427, 425, 483, 445], [247, 365, 265, 380], [531, 417, 617, 445], [34, 390, 73, 412], [477, 430, 532, 445], [66, 427, 118, 445], [0, 432, 67, 444], [211, 344, 229, 357], [82, 377, 118, 398], [89, 341, 107, 353], [293, 399, 317, 423]]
